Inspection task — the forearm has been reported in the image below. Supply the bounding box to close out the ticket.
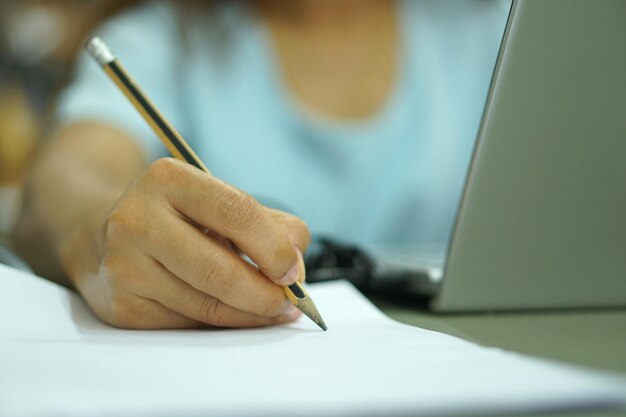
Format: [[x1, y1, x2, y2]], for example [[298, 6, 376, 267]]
[[12, 122, 146, 286]]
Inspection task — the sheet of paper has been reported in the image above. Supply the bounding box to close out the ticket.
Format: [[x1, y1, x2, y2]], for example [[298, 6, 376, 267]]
[[1, 263, 625, 417]]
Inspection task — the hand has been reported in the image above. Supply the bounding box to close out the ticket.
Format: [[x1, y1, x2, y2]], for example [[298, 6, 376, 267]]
[[60, 158, 311, 329]]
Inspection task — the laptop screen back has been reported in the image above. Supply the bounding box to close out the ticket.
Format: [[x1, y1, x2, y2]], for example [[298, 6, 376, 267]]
[[433, 0, 626, 311]]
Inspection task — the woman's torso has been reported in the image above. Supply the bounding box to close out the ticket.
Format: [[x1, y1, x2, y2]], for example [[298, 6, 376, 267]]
[[57, 0, 509, 250]]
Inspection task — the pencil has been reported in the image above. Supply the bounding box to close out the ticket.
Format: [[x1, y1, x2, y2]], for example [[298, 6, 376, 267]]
[[85, 36, 327, 331]]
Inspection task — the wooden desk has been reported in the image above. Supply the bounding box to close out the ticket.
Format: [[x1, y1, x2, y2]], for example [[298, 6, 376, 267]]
[[374, 298, 626, 417]]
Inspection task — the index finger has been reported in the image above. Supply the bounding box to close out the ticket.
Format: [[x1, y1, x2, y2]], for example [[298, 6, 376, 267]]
[[267, 209, 312, 253], [155, 158, 302, 285]]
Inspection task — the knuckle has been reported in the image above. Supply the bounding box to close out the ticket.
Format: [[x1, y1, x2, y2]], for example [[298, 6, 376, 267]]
[[215, 188, 260, 232], [99, 248, 131, 277], [194, 256, 234, 294], [293, 219, 312, 249], [105, 197, 157, 245], [147, 157, 180, 179], [100, 253, 123, 276], [104, 210, 127, 242], [198, 296, 228, 326], [269, 238, 296, 267], [143, 157, 186, 187], [105, 205, 141, 242]]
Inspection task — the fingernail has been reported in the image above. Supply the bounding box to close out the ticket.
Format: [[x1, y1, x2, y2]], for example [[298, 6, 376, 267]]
[[273, 305, 301, 324], [277, 262, 299, 286], [284, 307, 302, 321], [287, 308, 302, 321], [296, 248, 306, 283], [282, 302, 298, 315]]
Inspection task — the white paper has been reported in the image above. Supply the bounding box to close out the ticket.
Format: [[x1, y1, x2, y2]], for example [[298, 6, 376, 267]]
[[1, 263, 625, 417]]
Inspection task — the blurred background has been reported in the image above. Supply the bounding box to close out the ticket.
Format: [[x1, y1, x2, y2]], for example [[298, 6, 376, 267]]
[[0, 0, 138, 244]]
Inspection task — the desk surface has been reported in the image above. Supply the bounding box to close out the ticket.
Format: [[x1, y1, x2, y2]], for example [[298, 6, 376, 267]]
[[374, 298, 626, 417]]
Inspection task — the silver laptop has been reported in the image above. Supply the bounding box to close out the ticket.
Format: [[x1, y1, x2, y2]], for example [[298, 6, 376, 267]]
[[363, 0, 626, 312]]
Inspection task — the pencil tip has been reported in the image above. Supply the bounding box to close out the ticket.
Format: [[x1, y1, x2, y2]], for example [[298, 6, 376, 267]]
[[295, 296, 327, 331], [313, 317, 327, 331], [311, 314, 327, 331]]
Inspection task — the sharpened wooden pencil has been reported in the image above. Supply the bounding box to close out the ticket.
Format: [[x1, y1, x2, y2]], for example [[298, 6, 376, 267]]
[[85, 36, 327, 331]]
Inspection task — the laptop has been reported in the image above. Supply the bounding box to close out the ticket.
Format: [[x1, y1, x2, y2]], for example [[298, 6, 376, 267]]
[[309, 0, 626, 312]]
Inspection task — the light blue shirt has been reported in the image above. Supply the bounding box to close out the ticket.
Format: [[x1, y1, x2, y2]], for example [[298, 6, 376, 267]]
[[57, 0, 509, 250]]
